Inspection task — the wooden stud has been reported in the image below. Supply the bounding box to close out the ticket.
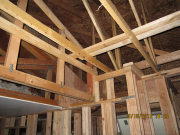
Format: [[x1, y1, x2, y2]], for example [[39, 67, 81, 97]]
[[97, 117, 103, 135], [4, 0, 28, 69], [3, 118, 11, 135], [74, 113, 81, 135], [45, 69, 52, 99], [61, 110, 71, 135], [106, 78, 115, 100], [45, 112, 52, 135], [82, 107, 91, 135], [0, 0, 111, 73], [32, 114, 38, 135], [26, 115, 33, 135], [155, 77, 179, 135], [52, 111, 62, 135]]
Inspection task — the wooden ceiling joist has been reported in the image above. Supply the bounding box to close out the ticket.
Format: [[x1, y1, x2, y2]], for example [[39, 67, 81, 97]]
[[0, 64, 92, 101], [82, 0, 118, 70], [0, 0, 111, 73], [99, 0, 158, 72], [0, 16, 97, 75], [34, 0, 83, 49], [70, 11, 180, 58]]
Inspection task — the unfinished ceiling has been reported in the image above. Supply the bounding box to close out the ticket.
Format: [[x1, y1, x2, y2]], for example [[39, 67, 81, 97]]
[[0, 0, 180, 94]]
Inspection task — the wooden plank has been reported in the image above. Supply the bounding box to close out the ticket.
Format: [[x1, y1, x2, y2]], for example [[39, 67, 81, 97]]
[[99, 0, 158, 72], [61, 110, 71, 135], [95, 68, 125, 81], [101, 102, 117, 135], [82, 107, 91, 135], [32, 114, 38, 135], [46, 112, 52, 135], [4, 0, 28, 69], [136, 50, 180, 70], [74, 113, 81, 135], [97, 117, 103, 135], [0, 57, 56, 65], [0, 48, 5, 56], [0, 1, 111, 73], [34, 0, 83, 49], [52, 111, 62, 135], [129, 0, 157, 65], [0, 17, 97, 75], [93, 79, 100, 102], [3, 118, 10, 135], [155, 77, 179, 135], [0, 65, 92, 101], [70, 11, 180, 58], [106, 78, 115, 100], [26, 115, 33, 135], [82, 0, 118, 70]]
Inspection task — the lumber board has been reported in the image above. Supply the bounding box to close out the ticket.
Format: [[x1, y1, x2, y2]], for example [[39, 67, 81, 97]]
[[99, 0, 158, 72], [52, 111, 62, 135], [34, 0, 83, 49], [74, 113, 81, 135], [0, 64, 92, 101], [0, 0, 111, 73], [4, 0, 28, 69], [26, 115, 33, 135], [32, 114, 38, 135], [70, 11, 180, 58], [0, 16, 97, 75], [82, 107, 91, 135]]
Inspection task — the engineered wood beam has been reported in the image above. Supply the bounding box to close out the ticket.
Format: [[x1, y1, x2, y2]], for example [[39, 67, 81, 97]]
[[82, 0, 118, 70], [0, 0, 111, 73], [0, 64, 92, 101], [99, 0, 158, 73], [0, 17, 97, 75], [4, 0, 28, 69], [70, 11, 180, 58], [34, 0, 83, 49]]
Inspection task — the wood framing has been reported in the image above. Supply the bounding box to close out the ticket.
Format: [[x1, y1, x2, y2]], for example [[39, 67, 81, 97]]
[[82, 107, 91, 135], [0, 0, 111, 73], [70, 11, 180, 58], [74, 113, 81, 135], [0, 64, 92, 101]]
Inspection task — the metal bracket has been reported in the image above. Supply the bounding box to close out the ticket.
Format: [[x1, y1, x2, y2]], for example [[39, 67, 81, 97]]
[[61, 81, 63, 88], [9, 64, 14, 72], [57, 98, 58, 104], [121, 95, 135, 100], [46, 65, 53, 71]]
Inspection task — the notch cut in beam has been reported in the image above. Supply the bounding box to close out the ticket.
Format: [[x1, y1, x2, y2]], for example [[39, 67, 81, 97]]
[[0, 0, 111, 73]]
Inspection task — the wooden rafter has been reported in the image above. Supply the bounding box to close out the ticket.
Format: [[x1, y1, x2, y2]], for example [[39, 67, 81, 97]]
[[82, 0, 118, 70], [0, 0, 111, 73], [99, 0, 158, 72], [0, 16, 97, 75], [70, 11, 180, 58]]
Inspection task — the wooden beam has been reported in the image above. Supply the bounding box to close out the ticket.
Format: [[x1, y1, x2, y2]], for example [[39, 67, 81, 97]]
[[32, 114, 38, 135], [0, 0, 111, 73], [0, 64, 92, 101], [99, 0, 158, 72], [0, 17, 97, 75], [70, 11, 180, 58], [129, 0, 157, 65], [74, 113, 81, 135], [26, 115, 33, 135], [0, 57, 56, 65], [46, 112, 52, 135], [52, 111, 62, 135], [155, 77, 179, 135], [4, 0, 28, 69], [34, 0, 83, 49], [82, 0, 118, 70], [61, 110, 71, 135], [82, 107, 91, 135]]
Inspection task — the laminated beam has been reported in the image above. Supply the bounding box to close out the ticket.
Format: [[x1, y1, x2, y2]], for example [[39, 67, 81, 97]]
[[99, 0, 158, 72], [0, 0, 111, 73], [0, 64, 92, 101], [70, 11, 180, 58], [0, 16, 97, 75]]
